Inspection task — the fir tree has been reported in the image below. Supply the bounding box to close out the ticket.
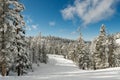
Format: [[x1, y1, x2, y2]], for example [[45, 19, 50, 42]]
[[107, 35, 117, 67], [76, 33, 89, 69], [0, 0, 21, 76], [93, 24, 108, 69], [7, 0, 31, 76]]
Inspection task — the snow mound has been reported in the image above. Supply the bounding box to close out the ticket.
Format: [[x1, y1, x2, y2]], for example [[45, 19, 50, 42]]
[[116, 38, 120, 45]]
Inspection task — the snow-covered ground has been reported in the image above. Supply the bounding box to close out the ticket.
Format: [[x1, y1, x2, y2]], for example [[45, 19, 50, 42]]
[[0, 54, 120, 80]]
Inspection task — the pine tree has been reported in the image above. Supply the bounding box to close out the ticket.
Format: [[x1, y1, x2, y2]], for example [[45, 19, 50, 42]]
[[37, 33, 42, 62], [107, 35, 117, 67], [0, 0, 22, 76], [76, 33, 89, 70], [41, 41, 48, 64], [30, 36, 40, 65], [7, 0, 31, 76], [67, 42, 76, 60], [93, 24, 108, 69], [114, 46, 120, 67]]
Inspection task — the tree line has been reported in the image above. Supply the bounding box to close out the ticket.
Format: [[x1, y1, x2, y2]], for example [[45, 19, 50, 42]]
[[31, 25, 120, 70]]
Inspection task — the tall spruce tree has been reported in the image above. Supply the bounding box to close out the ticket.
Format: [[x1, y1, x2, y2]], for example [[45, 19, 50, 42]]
[[93, 24, 108, 69], [76, 33, 86, 69], [107, 35, 117, 67], [0, 0, 23, 76], [3, 0, 30, 76]]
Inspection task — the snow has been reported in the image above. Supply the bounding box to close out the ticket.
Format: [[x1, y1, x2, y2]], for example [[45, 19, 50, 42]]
[[116, 38, 120, 45], [1, 54, 120, 80]]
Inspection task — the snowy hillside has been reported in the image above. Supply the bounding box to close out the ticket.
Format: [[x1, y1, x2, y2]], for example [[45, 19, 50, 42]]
[[1, 54, 120, 80]]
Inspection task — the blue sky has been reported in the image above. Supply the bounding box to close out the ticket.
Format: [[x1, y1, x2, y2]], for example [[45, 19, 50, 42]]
[[21, 0, 120, 41]]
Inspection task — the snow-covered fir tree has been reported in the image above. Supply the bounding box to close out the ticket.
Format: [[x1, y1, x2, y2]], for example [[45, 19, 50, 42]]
[[107, 35, 117, 67], [67, 42, 76, 60], [36, 33, 42, 63], [29, 34, 48, 65], [0, 0, 32, 76], [0, 0, 22, 76], [40, 41, 48, 64], [92, 24, 109, 69], [76, 33, 91, 70], [8, 0, 31, 76], [0, 0, 9, 76]]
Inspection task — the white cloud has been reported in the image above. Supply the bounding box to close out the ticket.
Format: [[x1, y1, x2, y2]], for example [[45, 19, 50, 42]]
[[61, 0, 117, 26], [26, 26, 32, 31], [49, 21, 56, 26], [25, 24, 38, 31], [31, 24, 38, 29], [24, 15, 39, 31], [61, 5, 76, 20], [24, 15, 33, 24], [26, 18, 32, 24]]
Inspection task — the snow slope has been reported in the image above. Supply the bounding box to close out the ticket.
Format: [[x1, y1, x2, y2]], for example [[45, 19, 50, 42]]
[[0, 54, 120, 80]]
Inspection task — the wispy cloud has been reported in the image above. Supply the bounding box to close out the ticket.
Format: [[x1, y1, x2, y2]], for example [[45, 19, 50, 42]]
[[24, 15, 39, 31], [49, 21, 56, 26], [26, 17, 32, 24], [31, 24, 38, 29], [24, 15, 32, 24], [61, 0, 117, 26], [26, 26, 32, 31]]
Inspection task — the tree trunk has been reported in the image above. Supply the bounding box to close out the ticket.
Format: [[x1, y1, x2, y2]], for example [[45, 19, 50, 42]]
[[17, 66, 21, 76], [1, 63, 6, 76]]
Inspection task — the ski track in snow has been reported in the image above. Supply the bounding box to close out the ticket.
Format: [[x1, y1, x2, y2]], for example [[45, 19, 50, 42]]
[[0, 54, 120, 80]]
